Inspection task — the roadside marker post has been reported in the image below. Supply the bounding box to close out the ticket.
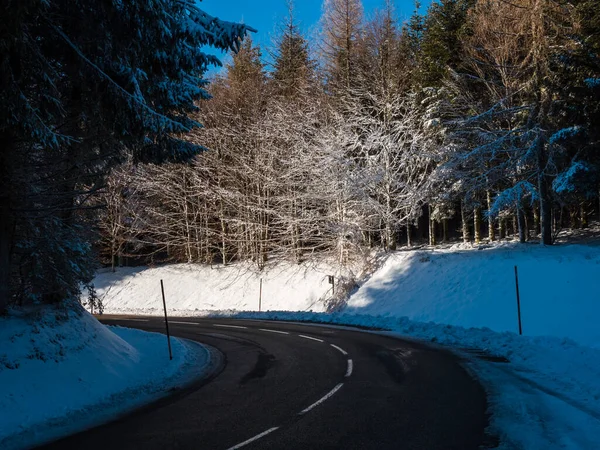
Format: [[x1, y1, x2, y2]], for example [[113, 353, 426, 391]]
[[259, 278, 262, 312], [160, 279, 173, 360], [328, 275, 335, 295], [514, 266, 523, 336]]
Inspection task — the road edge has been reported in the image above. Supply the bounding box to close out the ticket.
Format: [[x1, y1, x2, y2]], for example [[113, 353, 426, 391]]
[[7, 336, 224, 450]]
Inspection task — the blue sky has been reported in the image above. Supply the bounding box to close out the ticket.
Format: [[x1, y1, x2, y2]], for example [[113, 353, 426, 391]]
[[200, 0, 431, 71]]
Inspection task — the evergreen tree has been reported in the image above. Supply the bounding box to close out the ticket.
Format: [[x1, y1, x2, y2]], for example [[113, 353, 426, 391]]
[[0, 0, 251, 310], [272, 0, 316, 99], [416, 0, 475, 88]]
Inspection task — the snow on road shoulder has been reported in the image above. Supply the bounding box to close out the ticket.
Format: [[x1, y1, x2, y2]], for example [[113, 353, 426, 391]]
[[213, 310, 600, 450], [94, 243, 600, 348], [346, 242, 600, 348], [0, 303, 209, 450]]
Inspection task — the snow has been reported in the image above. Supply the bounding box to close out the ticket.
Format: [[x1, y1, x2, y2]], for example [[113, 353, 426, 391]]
[[553, 161, 591, 195], [95, 260, 348, 315], [346, 242, 600, 348], [93, 241, 600, 449], [99, 243, 600, 348], [0, 303, 210, 449]]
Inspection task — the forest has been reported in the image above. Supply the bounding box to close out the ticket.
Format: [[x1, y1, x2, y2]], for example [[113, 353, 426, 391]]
[[1, 0, 599, 309], [101, 0, 600, 268]]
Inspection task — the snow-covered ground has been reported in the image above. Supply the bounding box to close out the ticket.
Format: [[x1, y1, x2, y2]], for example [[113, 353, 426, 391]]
[[98, 243, 600, 348], [346, 242, 600, 348], [0, 303, 210, 449], [94, 259, 350, 315], [94, 242, 600, 449]]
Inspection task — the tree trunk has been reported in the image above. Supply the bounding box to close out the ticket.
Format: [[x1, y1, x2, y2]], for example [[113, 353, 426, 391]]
[[487, 191, 495, 242], [0, 193, 12, 313], [428, 205, 436, 246], [581, 204, 588, 229], [517, 204, 526, 244], [442, 219, 448, 243], [406, 222, 412, 248], [537, 140, 553, 245], [474, 207, 482, 244], [461, 201, 470, 243]]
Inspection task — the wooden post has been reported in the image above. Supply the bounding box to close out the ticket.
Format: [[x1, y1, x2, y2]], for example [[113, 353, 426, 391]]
[[259, 278, 262, 312], [160, 280, 173, 360], [514, 266, 523, 336]]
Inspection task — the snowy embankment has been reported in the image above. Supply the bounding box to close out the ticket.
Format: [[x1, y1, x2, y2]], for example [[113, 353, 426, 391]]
[[95, 260, 348, 315], [95, 242, 600, 449], [346, 242, 600, 348], [0, 304, 210, 449]]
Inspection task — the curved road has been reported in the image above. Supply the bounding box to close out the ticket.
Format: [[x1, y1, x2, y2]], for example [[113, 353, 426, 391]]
[[42, 317, 489, 449]]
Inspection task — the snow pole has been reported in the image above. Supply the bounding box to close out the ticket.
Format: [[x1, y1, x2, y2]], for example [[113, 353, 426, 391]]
[[259, 278, 262, 312], [160, 279, 173, 360], [514, 266, 523, 336]]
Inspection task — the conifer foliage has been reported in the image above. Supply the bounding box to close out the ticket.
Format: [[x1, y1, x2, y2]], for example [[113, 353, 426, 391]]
[[0, 0, 251, 310]]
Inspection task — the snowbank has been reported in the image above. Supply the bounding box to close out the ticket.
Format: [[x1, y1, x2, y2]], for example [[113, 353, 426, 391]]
[[0, 304, 210, 449], [97, 243, 600, 348], [347, 242, 600, 348], [95, 260, 347, 315]]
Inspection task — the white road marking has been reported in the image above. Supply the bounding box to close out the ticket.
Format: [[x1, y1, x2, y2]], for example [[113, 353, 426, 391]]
[[226, 427, 279, 450], [330, 344, 348, 355], [298, 334, 324, 343], [213, 324, 248, 329], [117, 318, 149, 322], [345, 359, 353, 377], [299, 383, 344, 415], [259, 328, 289, 335], [170, 321, 199, 325]]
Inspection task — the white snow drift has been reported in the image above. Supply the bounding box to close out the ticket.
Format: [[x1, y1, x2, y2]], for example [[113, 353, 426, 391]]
[[98, 243, 600, 348], [94, 260, 345, 315], [0, 304, 209, 449], [346, 242, 600, 348]]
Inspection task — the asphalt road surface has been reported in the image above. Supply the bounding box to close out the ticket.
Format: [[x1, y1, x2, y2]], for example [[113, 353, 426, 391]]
[[41, 317, 490, 450]]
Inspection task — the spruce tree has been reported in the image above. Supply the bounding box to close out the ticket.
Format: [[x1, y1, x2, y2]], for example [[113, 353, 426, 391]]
[[0, 0, 251, 310], [416, 0, 475, 88], [272, 0, 315, 99]]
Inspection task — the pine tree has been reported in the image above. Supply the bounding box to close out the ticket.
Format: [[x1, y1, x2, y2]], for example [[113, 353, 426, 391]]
[[416, 0, 475, 88], [0, 0, 252, 310], [272, 0, 316, 99]]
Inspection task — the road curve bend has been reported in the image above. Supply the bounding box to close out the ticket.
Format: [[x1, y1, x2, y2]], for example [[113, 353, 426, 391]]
[[41, 317, 490, 450]]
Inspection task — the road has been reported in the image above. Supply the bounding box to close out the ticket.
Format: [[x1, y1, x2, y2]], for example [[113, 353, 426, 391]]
[[41, 317, 490, 449]]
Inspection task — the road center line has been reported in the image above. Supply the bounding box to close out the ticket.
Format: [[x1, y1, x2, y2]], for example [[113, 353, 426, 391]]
[[330, 344, 348, 355], [169, 321, 199, 325], [299, 383, 344, 415], [226, 427, 280, 450], [259, 328, 289, 335], [118, 318, 149, 322], [213, 324, 248, 329], [346, 359, 353, 377], [298, 334, 324, 343]]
